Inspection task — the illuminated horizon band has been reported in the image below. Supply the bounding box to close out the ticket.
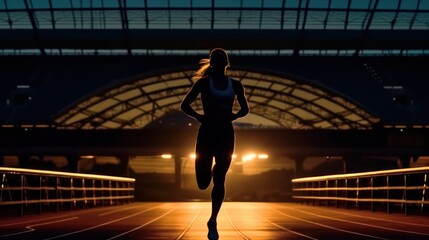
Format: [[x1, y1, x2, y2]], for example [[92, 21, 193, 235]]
[[292, 166, 429, 182], [0, 167, 135, 182]]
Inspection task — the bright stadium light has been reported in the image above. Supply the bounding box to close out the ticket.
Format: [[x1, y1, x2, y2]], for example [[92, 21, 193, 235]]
[[161, 154, 172, 159], [242, 154, 257, 162]]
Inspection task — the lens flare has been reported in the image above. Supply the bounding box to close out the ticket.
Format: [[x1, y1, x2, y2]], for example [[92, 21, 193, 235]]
[[242, 154, 256, 162]]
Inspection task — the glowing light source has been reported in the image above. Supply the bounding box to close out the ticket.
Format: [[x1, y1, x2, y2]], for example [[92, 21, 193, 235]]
[[0, 167, 135, 182], [80, 155, 95, 159], [257, 154, 269, 159], [189, 153, 196, 159], [242, 154, 256, 162], [161, 154, 172, 159]]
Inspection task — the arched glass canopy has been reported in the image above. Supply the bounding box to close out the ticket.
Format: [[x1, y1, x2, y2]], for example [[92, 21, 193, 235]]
[[1, 0, 428, 56], [54, 69, 379, 129]]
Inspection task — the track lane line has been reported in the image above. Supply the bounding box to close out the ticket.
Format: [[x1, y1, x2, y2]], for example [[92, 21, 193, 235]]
[[271, 207, 388, 240], [0, 203, 147, 228], [106, 208, 177, 240], [224, 209, 252, 240], [0, 217, 79, 238], [0, 214, 79, 228], [42, 204, 162, 240], [175, 207, 201, 240], [262, 216, 319, 240], [280, 205, 429, 237], [98, 204, 149, 216], [245, 205, 318, 240], [310, 206, 429, 227]]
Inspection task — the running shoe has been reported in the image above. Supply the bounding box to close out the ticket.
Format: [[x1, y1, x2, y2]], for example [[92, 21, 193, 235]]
[[207, 219, 219, 240]]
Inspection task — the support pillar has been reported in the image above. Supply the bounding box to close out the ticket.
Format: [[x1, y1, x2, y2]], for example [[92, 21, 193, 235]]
[[66, 155, 80, 173], [398, 155, 411, 168], [293, 155, 305, 178], [342, 155, 361, 174], [174, 156, 182, 190], [343, 157, 347, 174], [18, 155, 30, 168], [231, 157, 243, 174], [117, 155, 130, 177]]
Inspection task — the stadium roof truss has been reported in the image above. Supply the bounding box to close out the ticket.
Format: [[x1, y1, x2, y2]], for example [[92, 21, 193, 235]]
[[0, 0, 428, 56], [54, 69, 379, 129]]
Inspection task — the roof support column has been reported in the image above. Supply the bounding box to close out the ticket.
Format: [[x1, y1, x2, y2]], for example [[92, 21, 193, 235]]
[[18, 155, 30, 169], [343, 155, 362, 174], [398, 155, 411, 168], [117, 155, 130, 177], [292, 155, 306, 178], [23, 0, 46, 55], [174, 155, 182, 190], [66, 155, 80, 173]]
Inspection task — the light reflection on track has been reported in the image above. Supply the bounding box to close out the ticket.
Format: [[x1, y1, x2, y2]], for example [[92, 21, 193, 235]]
[[0, 217, 79, 238], [277, 205, 429, 237], [0, 202, 428, 240], [224, 209, 252, 240], [175, 207, 201, 240], [106, 208, 177, 240], [270, 207, 387, 240], [260, 213, 319, 240]]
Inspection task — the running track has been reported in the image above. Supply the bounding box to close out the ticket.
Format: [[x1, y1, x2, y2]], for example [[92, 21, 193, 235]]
[[1, 202, 428, 240]]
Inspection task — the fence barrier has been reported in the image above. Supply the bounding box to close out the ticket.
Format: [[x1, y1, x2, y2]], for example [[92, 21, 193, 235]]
[[292, 166, 429, 215], [0, 167, 135, 216]]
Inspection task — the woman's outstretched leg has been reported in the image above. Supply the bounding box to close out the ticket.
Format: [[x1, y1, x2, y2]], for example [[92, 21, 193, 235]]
[[207, 155, 231, 240], [209, 155, 231, 221]]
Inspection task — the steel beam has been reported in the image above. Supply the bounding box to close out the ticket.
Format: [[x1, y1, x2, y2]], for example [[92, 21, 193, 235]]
[[0, 29, 427, 50]]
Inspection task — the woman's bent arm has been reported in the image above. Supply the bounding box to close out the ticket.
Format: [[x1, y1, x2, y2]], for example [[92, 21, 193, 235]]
[[232, 81, 249, 120], [181, 80, 205, 123]]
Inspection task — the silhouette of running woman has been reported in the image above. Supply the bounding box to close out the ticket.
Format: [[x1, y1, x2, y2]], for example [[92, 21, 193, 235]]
[[181, 48, 249, 240]]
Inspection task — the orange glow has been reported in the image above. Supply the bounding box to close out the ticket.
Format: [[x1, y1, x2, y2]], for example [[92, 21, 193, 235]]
[[188, 154, 236, 160], [292, 166, 429, 183], [257, 154, 269, 159], [242, 154, 256, 162], [161, 154, 172, 159], [0, 167, 135, 182]]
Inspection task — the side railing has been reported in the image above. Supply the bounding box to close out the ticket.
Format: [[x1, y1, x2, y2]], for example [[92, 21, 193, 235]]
[[0, 167, 135, 216], [292, 166, 429, 215]]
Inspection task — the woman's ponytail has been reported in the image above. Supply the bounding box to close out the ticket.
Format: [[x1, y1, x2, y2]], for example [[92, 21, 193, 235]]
[[193, 58, 211, 80]]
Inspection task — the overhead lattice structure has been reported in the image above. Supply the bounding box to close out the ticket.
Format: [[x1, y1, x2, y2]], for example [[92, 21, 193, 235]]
[[0, 0, 428, 56], [54, 69, 379, 130]]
